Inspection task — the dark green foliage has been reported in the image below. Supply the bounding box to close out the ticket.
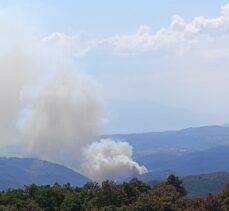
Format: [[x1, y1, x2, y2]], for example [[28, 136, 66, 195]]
[[166, 174, 187, 196], [2, 174, 229, 210]]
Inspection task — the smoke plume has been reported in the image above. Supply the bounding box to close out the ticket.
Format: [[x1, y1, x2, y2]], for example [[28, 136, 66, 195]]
[[24, 71, 103, 168], [0, 12, 147, 181], [82, 139, 147, 182]]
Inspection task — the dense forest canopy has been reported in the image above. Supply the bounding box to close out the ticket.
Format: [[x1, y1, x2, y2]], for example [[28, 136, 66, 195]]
[[0, 175, 229, 210]]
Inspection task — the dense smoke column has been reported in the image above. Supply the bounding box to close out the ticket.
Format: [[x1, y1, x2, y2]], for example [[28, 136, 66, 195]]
[[0, 13, 147, 181]]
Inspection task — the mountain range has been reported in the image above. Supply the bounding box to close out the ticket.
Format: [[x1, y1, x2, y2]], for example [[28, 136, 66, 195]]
[[1, 125, 229, 196], [105, 125, 229, 152], [0, 156, 228, 197], [0, 157, 90, 190], [105, 125, 229, 176]]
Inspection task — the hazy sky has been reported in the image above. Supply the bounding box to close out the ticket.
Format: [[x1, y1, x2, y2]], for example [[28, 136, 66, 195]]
[[1, 0, 229, 133]]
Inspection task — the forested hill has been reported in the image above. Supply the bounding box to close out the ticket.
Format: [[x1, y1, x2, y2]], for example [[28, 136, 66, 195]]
[[145, 172, 229, 196], [0, 157, 90, 189], [183, 172, 229, 196], [0, 175, 229, 210], [0, 156, 228, 197]]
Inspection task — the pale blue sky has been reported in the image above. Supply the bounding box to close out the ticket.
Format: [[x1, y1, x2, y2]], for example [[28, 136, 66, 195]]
[[0, 0, 228, 35], [1, 1, 229, 133]]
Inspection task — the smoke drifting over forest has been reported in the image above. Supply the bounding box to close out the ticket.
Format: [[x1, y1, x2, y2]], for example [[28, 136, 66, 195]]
[[0, 13, 147, 181]]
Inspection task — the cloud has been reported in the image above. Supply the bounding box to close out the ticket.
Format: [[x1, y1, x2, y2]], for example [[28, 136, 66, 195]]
[[47, 2, 229, 130], [42, 3, 229, 57], [109, 4, 229, 56], [42, 32, 98, 58]]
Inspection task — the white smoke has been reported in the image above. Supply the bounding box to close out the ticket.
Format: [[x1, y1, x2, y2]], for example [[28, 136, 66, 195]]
[[0, 11, 147, 181], [82, 139, 147, 182], [23, 71, 103, 170], [22, 70, 147, 181]]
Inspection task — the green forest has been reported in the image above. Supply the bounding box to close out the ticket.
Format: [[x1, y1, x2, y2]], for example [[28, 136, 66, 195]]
[[0, 175, 229, 211]]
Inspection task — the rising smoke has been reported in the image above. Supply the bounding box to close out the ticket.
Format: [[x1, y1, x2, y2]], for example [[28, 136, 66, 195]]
[[82, 139, 147, 182], [0, 12, 147, 181], [24, 71, 103, 170]]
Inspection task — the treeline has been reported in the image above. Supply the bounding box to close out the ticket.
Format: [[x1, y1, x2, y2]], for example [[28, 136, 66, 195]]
[[0, 175, 229, 210]]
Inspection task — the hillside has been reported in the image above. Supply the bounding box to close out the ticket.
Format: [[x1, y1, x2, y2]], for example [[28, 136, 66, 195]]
[[134, 146, 229, 176], [130, 172, 229, 196], [183, 172, 229, 196], [105, 125, 229, 152], [104, 126, 229, 177], [0, 174, 229, 210], [1, 125, 229, 191], [0, 157, 90, 190]]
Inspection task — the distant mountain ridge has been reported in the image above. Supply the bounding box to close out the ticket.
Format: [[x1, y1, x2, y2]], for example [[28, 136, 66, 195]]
[[104, 125, 229, 152], [1, 125, 229, 192], [133, 145, 229, 176], [107, 125, 229, 196], [0, 157, 90, 190], [0, 156, 229, 197], [104, 125, 229, 175]]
